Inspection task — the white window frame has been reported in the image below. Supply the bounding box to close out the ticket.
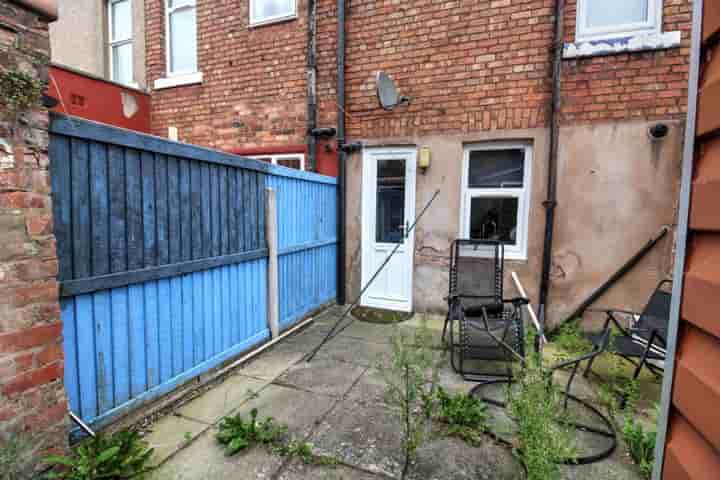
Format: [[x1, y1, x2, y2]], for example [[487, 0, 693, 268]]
[[459, 143, 532, 261], [250, 153, 306, 171], [165, 0, 198, 77], [576, 0, 662, 42], [249, 0, 298, 27], [108, 0, 134, 86]]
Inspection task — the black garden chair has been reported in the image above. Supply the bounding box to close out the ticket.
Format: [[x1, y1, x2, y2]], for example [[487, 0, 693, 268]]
[[583, 279, 671, 401], [443, 239, 527, 381]]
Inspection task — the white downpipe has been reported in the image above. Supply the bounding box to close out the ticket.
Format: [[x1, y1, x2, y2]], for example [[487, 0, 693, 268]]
[[511, 271, 547, 344], [266, 188, 279, 338]]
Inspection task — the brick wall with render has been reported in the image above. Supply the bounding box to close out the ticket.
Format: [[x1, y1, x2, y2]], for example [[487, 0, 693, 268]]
[[147, 0, 691, 151], [0, 0, 67, 462]]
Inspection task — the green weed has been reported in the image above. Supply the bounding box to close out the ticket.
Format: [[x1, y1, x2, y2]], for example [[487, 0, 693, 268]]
[[216, 408, 286, 456], [1, 435, 32, 480], [43, 431, 153, 480], [622, 406, 658, 479]]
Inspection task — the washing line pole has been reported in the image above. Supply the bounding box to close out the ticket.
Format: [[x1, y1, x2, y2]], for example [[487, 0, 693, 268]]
[[305, 189, 441, 362]]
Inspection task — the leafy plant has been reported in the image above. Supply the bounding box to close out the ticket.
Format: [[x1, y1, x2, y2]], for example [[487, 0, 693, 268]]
[[622, 408, 657, 479], [216, 408, 286, 456], [508, 333, 575, 480], [1, 435, 32, 480], [553, 322, 592, 361], [433, 386, 488, 445], [44, 431, 153, 480], [381, 323, 443, 479], [0, 69, 43, 118], [273, 439, 337, 466]]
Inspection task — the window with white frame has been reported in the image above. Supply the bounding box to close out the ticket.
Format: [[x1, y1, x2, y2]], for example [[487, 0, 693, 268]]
[[250, 153, 305, 171], [250, 0, 297, 26], [166, 0, 197, 76], [460, 144, 532, 260], [109, 0, 133, 85], [576, 0, 662, 42]]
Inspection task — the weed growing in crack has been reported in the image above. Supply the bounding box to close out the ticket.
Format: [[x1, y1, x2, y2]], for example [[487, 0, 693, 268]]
[[553, 322, 592, 361], [508, 332, 576, 480], [273, 440, 338, 466], [381, 322, 444, 480], [433, 386, 488, 446], [43, 431, 153, 480], [622, 404, 658, 479], [216, 408, 286, 456]]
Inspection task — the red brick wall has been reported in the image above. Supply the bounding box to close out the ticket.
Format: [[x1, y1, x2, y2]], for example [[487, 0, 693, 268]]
[[0, 0, 68, 464], [561, 0, 692, 123], [147, 0, 692, 154], [146, 0, 310, 150]]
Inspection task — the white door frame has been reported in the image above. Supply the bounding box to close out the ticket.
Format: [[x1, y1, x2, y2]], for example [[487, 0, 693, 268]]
[[361, 147, 417, 312]]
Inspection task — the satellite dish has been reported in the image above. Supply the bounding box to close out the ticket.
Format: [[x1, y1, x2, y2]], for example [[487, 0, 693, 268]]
[[376, 71, 411, 110]]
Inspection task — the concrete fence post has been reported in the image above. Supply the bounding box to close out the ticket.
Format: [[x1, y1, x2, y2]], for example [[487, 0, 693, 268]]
[[266, 188, 279, 338]]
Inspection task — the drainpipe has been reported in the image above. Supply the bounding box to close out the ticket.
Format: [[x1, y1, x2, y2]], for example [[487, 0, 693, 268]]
[[336, 0, 347, 305], [538, 0, 565, 327], [306, 0, 317, 172]]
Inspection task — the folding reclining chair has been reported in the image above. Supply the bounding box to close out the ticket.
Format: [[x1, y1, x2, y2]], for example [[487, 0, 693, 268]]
[[584, 279, 671, 403], [443, 239, 527, 381]]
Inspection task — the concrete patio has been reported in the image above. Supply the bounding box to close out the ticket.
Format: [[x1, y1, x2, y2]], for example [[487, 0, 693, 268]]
[[144, 306, 645, 479]]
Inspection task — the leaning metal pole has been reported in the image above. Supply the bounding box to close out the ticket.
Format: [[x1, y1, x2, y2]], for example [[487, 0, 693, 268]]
[[305, 189, 441, 362]]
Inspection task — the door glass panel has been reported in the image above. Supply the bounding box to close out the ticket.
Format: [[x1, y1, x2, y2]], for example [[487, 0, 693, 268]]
[[376, 159, 405, 244], [468, 149, 524, 188], [469, 197, 519, 245]]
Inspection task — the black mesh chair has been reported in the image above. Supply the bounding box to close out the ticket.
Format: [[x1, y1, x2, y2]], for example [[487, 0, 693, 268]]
[[584, 280, 671, 386], [443, 240, 527, 380]]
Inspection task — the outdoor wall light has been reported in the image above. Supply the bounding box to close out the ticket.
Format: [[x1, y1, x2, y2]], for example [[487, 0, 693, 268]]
[[419, 146, 431, 173], [648, 123, 669, 140]]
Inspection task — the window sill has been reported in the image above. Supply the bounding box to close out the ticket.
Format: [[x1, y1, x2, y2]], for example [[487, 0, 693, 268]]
[[248, 14, 297, 28], [563, 31, 681, 59], [153, 72, 203, 90]]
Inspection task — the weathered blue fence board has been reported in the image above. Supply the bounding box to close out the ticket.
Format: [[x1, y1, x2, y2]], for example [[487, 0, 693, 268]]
[[50, 114, 337, 431]]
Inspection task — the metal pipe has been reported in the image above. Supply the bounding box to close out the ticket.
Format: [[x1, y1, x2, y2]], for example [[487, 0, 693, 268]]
[[306, 0, 318, 172], [652, 1, 704, 477], [336, 0, 347, 305], [538, 0, 565, 327], [552, 225, 670, 335]]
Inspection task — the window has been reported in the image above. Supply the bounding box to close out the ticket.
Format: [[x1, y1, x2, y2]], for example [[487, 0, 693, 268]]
[[250, 153, 305, 171], [460, 144, 532, 260], [576, 0, 662, 42], [108, 0, 133, 85], [250, 0, 297, 26], [166, 0, 197, 75]]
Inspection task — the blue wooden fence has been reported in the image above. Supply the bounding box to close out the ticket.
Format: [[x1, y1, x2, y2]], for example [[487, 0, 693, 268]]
[[49, 114, 337, 430]]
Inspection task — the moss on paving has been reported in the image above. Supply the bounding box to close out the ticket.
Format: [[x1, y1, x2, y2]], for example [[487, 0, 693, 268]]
[[350, 306, 412, 324]]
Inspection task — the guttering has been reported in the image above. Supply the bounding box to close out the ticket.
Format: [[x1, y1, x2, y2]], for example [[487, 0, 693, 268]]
[[306, 0, 318, 172], [651, 0, 704, 477], [538, 0, 565, 326], [336, 0, 347, 305], [11, 0, 58, 21]]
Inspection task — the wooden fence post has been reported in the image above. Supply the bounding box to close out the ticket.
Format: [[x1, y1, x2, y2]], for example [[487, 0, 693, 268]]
[[266, 187, 279, 338]]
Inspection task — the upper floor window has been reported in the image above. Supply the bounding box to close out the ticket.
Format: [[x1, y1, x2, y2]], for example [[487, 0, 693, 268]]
[[250, 153, 305, 171], [250, 0, 297, 26], [109, 0, 133, 85], [576, 0, 662, 42], [166, 0, 197, 75]]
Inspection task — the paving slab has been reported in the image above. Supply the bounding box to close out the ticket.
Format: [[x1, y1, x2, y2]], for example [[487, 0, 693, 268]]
[[176, 374, 269, 424], [310, 399, 404, 478], [143, 414, 208, 467], [238, 346, 307, 381], [346, 368, 391, 407], [314, 334, 394, 368], [336, 320, 397, 344], [149, 427, 283, 480], [277, 459, 383, 480], [275, 355, 367, 397], [232, 383, 337, 439], [407, 437, 522, 480]]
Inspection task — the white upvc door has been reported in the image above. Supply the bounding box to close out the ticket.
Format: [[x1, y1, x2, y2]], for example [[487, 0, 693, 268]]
[[361, 148, 417, 312]]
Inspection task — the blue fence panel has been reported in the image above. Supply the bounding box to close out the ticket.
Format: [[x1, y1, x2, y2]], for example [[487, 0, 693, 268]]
[[50, 114, 337, 430]]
